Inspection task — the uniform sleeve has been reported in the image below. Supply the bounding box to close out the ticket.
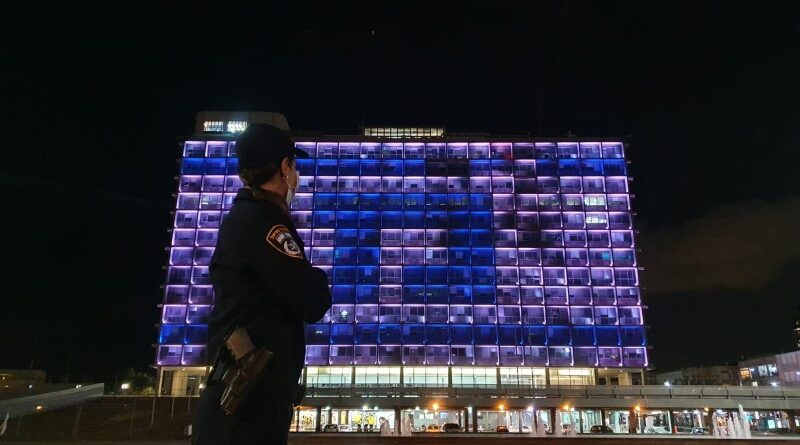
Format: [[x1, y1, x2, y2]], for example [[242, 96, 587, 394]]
[[249, 223, 331, 323]]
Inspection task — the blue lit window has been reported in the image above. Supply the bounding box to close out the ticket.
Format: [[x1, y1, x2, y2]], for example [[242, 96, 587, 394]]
[[338, 159, 359, 175], [378, 211, 400, 228], [403, 286, 425, 303]]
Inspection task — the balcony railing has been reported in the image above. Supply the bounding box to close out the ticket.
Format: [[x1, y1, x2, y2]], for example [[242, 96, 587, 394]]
[[305, 384, 800, 401]]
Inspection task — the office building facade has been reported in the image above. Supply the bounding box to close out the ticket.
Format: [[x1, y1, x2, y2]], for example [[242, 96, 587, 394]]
[[156, 112, 648, 431]]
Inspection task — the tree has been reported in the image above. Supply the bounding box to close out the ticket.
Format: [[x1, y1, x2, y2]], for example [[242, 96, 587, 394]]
[[795, 306, 800, 349], [115, 368, 155, 395]]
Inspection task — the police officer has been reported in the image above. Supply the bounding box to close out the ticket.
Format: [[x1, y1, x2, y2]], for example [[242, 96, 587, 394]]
[[192, 123, 331, 445]]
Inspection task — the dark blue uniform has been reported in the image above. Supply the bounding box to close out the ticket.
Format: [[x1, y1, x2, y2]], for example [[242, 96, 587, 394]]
[[192, 188, 331, 445]]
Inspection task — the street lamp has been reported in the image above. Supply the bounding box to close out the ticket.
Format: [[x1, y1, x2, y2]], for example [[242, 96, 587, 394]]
[[29, 331, 48, 371]]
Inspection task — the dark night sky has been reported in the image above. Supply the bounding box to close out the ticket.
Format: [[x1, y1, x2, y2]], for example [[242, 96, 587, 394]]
[[2, 2, 799, 383]]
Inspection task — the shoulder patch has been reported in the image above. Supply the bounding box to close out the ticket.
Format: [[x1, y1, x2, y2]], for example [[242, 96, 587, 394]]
[[266, 225, 303, 259]]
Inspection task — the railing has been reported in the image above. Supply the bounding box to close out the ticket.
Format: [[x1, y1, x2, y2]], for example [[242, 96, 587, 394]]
[[305, 384, 800, 401], [4, 396, 195, 441]]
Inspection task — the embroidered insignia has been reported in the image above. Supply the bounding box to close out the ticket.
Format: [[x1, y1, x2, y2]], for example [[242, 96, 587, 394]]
[[266, 225, 303, 259]]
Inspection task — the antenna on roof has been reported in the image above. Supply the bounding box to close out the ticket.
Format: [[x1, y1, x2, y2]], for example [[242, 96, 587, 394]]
[[535, 90, 543, 137]]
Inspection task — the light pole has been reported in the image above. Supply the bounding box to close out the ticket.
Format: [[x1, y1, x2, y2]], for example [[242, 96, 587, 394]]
[[29, 330, 48, 371], [27, 330, 48, 388]]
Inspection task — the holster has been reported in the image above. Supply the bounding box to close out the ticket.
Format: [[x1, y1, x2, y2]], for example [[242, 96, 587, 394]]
[[218, 347, 274, 415]]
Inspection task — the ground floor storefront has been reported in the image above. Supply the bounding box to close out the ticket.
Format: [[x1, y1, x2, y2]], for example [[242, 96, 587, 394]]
[[290, 405, 800, 435], [154, 366, 800, 436]]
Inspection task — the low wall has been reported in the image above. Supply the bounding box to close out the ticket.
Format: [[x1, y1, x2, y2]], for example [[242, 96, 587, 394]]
[[0, 384, 104, 419]]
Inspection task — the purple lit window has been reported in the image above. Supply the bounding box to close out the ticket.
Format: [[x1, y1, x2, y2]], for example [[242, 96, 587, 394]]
[[622, 347, 647, 367], [426, 346, 450, 365], [549, 347, 572, 366]]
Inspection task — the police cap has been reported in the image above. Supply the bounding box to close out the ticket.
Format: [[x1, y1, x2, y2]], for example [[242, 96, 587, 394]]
[[235, 123, 309, 171]]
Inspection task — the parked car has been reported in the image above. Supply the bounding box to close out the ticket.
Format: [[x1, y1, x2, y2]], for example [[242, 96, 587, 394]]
[[337, 424, 350, 432], [645, 426, 670, 434], [496, 425, 510, 433], [691, 427, 708, 435], [322, 424, 339, 432], [589, 425, 614, 434], [441, 423, 462, 433], [425, 424, 441, 433]]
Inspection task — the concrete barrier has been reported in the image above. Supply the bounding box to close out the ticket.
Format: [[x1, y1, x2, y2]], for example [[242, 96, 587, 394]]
[[0, 384, 104, 419]]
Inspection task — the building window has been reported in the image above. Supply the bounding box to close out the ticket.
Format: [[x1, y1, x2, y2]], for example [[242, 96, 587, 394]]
[[226, 121, 248, 133], [306, 367, 353, 387], [452, 367, 497, 387], [363, 127, 445, 139], [354, 367, 401, 386], [403, 367, 448, 387], [549, 368, 594, 386], [202, 120, 224, 132]]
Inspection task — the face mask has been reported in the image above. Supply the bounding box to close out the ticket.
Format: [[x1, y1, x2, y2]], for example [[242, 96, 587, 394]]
[[283, 167, 299, 207]]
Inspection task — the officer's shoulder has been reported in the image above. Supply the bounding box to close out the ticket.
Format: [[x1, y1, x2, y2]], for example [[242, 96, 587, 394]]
[[230, 199, 273, 221], [232, 200, 288, 231]]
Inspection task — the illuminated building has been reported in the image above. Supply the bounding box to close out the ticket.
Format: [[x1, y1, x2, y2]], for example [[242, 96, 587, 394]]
[[156, 111, 650, 433]]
